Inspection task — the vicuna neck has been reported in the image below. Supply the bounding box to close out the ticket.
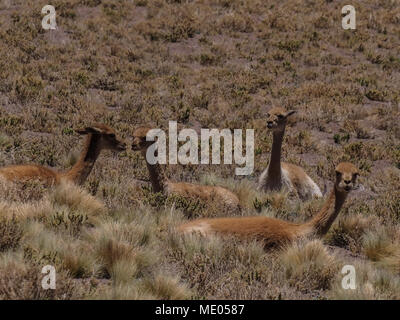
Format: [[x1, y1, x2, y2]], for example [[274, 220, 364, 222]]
[[267, 129, 285, 189], [306, 186, 348, 237], [142, 149, 166, 193], [64, 134, 102, 185]]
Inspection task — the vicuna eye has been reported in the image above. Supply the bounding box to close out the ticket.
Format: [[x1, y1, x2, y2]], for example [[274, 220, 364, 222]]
[[277, 114, 284, 119]]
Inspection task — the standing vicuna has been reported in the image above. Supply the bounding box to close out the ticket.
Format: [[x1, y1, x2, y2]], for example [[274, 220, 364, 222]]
[[258, 107, 322, 200], [179, 162, 359, 249], [0, 124, 126, 186], [131, 126, 241, 211]]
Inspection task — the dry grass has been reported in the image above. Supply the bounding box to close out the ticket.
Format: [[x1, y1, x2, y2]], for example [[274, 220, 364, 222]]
[[280, 240, 339, 293], [329, 261, 400, 300], [0, 0, 399, 299]]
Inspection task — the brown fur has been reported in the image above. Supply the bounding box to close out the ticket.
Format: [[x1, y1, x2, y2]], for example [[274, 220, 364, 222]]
[[0, 124, 126, 186], [179, 162, 359, 248], [0, 164, 60, 185], [132, 126, 241, 210], [258, 107, 322, 200], [281, 162, 315, 193], [168, 182, 239, 206]]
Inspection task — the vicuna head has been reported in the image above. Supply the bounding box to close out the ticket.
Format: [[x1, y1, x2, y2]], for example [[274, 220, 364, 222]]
[[76, 124, 127, 152], [334, 162, 359, 193], [131, 126, 154, 152], [265, 107, 296, 132]]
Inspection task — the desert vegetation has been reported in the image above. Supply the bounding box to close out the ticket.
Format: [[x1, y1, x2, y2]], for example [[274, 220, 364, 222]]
[[0, 0, 399, 299]]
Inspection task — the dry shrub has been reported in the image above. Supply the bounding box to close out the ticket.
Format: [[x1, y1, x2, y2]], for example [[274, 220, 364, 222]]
[[0, 262, 91, 300], [327, 214, 375, 253], [218, 12, 254, 33], [137, 5, 197, 42], [44, 209, 91, 236], [329, 261, 400, 300], [362, 227, 400, 274], [141, 184, 237, 219], [84, 220, 155, 283], [0, 199, 53, 221], [362, 228, 398, 262], [93, 282, 156, 300], [280, 240, 339, 292], [57, 242, 101, 279], [167, 231, 297, 299], [143, 274, 191, 300], [0, 177, 49, 202], [0, 217, 23, 252], [50, 181, 106, 219], [0, 180, 105, 223]]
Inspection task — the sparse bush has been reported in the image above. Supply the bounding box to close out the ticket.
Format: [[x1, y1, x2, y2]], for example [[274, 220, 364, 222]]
[[0, 262, 92, 300], [327, 215, 373, 253], [0, 217, 23, 252], [362, 228, 399, 264], [143, 275, 191, 300], [366, 89, 387, 101]]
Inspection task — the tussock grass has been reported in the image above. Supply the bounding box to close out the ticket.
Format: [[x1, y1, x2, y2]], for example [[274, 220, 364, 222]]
[[84, 220, 156, 281], [93, 282, 156, 300], [362, 227, 400, 275], [280, 240, 339, 292], [0, 254, 92, 300], [0, 0, 399, 299], [50, 181, 106, 219], [329, 261, 400, 300], [0, 217, 23, 252], [0, 180, 105, 222], [362, 228, 398, 262], [326, 214, 376, 253], [142, 275, 192, 300]]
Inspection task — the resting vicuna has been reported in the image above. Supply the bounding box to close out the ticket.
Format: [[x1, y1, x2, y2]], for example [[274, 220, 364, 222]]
[[0, 124, 126, 186], [179, 162, 359, 249], [131, 126, 241, 211], [258, 107, 322, 200]]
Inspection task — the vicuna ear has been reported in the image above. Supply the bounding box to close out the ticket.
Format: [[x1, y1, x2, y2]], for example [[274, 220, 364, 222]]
[[285, 110, 296, 117], [76, 128, 88, 135], [76, 127, 102, 135]]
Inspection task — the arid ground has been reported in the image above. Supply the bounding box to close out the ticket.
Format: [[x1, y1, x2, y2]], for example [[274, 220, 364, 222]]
[[0, 0, 399, 299]]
